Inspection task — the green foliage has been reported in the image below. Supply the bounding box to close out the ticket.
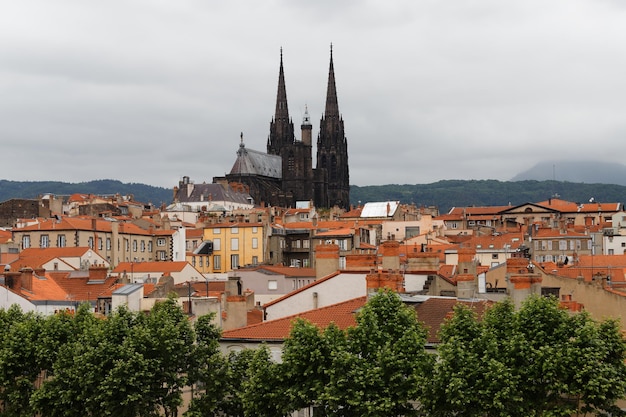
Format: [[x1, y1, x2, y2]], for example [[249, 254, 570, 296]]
[[351, 180, 626, 212], [32, 300, 196, 417], [281, 289, 433, 416], [0, 179, 172, 206], [422, 296, 626, 417]]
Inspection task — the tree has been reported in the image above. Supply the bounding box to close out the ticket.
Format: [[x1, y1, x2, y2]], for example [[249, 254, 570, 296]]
[[423, 296, 626, 417], [280, 289, 433, 416], [241, 345, 290, 417], [0, 307, 43, 417], [33, 299, 195, 417], [184, 314, 226, 416]]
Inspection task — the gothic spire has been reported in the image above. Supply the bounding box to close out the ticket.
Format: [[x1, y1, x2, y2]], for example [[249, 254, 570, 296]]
[[324, 43, 340, 119], [275, 47, 290, 122]]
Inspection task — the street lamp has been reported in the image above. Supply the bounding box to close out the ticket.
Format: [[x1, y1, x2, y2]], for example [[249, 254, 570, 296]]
[[203, 276, 209, 297], [187, 281, 193, 315]]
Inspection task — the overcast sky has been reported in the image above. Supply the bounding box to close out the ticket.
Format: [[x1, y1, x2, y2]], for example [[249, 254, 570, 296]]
[[2, 0, 626, 188]]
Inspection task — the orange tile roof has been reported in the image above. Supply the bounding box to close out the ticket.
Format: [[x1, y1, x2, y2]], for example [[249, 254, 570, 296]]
[[112, 261, 191, 274], [0, 229, 12, 243], [27, 271, 119, 302], [414, 298, 493, 344], [315, 227, 353, 237], [185, 228, 204, 239], [221, 297, 366, 341], [247, 265, 316, 278], [9, 247, 97, 272], [535, 198, 621, 213]]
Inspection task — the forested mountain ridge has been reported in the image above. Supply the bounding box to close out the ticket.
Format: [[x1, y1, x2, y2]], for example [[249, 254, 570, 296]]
[[350, 179, 626, 213], [0, 179, 173, 207], [1, 179, 625, 213]]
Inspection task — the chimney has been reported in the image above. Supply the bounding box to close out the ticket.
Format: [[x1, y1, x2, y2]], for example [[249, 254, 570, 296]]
[[378, 241, 400, 271], [366, 269, 405, 298], [88, 264, 109, 282], [314, 243, 340, 279], [20, 267, 34, 292]]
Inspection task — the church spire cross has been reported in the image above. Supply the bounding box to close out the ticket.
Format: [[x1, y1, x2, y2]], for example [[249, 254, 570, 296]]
[[275, 47, 290, 122], [324, 43, 340, 119]]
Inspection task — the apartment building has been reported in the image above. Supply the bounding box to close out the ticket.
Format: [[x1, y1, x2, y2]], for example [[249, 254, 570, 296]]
[[11, 216, 176, 267], [202, 221, 265, 273]]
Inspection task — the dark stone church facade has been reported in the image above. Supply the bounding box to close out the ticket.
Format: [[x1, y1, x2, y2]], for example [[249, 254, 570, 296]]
[[219, 47, 350, 209]]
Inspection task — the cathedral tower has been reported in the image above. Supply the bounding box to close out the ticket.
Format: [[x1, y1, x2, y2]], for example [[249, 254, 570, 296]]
[[268, 49, 314, 205], [315, 45, 350, 209]]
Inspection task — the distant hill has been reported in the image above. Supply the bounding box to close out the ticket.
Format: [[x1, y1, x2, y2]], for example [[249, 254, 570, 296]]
[[2, 178, 625, 215], [510, 160, 626, 186], [0, 179, 173, 207], [350, 180, 626, 213]]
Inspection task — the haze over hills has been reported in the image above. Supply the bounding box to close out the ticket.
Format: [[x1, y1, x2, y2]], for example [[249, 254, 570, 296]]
[[510, 160, 626, 186]]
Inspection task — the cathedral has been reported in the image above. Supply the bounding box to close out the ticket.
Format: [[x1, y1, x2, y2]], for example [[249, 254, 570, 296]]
[[222, 47, 350, 209]]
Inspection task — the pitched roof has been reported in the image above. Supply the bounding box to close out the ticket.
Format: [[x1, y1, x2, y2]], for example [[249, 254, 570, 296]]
[[221, 297, 366, 341], [414, 297, 493, 344], [112, 261, 191, 274], [229, 143, 282, 179], [174, 182, 254, 204], [247, 265, 316, 278]]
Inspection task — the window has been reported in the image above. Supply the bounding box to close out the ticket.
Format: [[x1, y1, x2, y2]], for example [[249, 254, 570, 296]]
[[405, 226, 420, 239], [148, 241, 153, 252], [338, 239, 347, 250], [231, 254, 239, 269], [339, 256, 346, 269], [302, 258, 310, 267], [133, 240, 138, 252], [231, 238, 239, 250], [213, 228, 221, 234], [40, 235, 49, 248], [559, 240, 567, 251], [22, 235, 30, 249], [303, 240, 310, 249], [213, 255, 221, 270], [449, 222, 458, 229], [294, 240, 301, 249], [252, 226, 258, 233], [125, 239, 129, 251], [213, 238, 221, 251], [492, 253, 498, 259], [609, 249, 615, 255], [57, 234, 66, 248], [157, 238, 166, 247], [98, 238, 103, 250], [192, 257, 196, 267], [252, 256, 258, 265], [199, 257, 203, 267], [232, 227, 239, 234], [268, 280, 278, 290], [622, 242, 626, 248], [106, 238, 111, 250], [141, 241, 145, 252], [252, 237, 258, 249], [157, 251, 166, 260]]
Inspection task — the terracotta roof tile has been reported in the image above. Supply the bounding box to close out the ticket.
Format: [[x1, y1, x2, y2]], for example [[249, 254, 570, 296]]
[[221, 297, 366, 341], [414, 298, 493, 344]]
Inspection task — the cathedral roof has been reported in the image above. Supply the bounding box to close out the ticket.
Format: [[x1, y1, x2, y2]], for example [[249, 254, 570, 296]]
[[230, 141, 282, 179]]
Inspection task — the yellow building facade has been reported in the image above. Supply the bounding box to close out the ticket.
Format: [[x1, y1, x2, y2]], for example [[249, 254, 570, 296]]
[[202, 222, 265, 273]]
